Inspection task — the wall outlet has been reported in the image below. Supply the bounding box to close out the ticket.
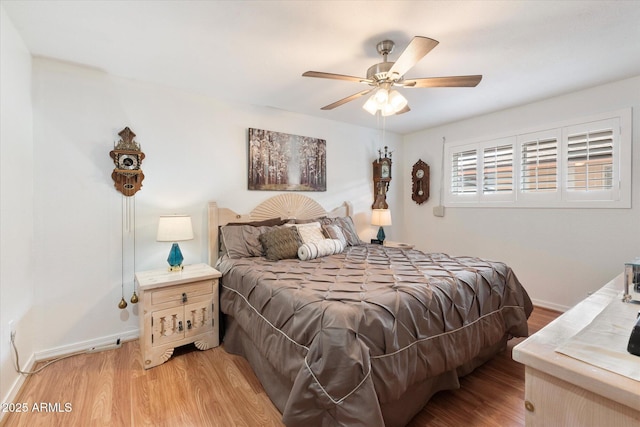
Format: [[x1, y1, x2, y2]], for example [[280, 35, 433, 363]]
[[86, 338, 122, 353], [433, 206, 445, 217]]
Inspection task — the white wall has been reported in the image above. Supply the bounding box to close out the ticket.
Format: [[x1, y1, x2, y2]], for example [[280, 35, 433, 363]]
[[401, 76, 640, 311], [28, 57, 402, 356], [0, 6, 35, 408]]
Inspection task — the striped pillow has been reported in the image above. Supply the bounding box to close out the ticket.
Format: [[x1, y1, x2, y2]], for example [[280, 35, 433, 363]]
[[298, 239, 345, 261]]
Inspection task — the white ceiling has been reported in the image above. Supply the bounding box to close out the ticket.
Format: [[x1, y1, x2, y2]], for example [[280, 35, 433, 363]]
[[3, 1, 640, 135]]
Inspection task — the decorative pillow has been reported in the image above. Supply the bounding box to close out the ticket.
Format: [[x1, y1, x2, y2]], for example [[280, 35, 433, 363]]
[[226, 217, 287, 227], [285, 222, 326, 244], [319, 216, 363, 246], [322, 224, 347, 247], [293, 217, 327, 224], [221, 224, 273, 258], [298, 239, 345, 261], [259, 226, 302, 261]]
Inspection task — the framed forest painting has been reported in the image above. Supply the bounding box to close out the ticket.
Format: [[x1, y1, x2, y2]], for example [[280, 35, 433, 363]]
[[248, 128, 326, 191]]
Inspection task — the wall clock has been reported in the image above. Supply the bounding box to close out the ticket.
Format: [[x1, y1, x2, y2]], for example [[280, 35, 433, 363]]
[[411, 159, 430, 205], [109, 127, 145, 197], [109, 127, 144, 309], [372, 146, 392, 209]]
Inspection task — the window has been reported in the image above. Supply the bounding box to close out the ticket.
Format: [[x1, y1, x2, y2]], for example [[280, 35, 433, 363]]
[[483, 144, 513, 194], [520, 134, 558, 193], [564, 119, 619, 203], [451, 149, 477, 195], [444, 109, 631, 208], [566, 126, 613, 192]]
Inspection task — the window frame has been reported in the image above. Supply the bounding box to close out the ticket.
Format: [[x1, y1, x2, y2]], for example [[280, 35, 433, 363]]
[[443, 108, 631, 209]]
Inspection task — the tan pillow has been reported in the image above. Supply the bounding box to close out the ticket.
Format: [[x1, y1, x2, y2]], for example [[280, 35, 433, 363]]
[[221, 224, 272, 258], [259, 227, 302, 261], [319, 216, 363, 246], [322, 224, 347, 247]]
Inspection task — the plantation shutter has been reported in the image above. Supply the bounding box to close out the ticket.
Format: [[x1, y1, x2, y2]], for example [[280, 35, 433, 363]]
[[521, 137, 558, 192], [451, 149, 477, 194], [567, 128, 614, 191], [483, 144, 513, 193]]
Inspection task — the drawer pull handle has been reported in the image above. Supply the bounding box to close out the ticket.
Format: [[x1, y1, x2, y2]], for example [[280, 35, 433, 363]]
[[178, 321, 183, 332], [187, 320, 192, 330], [182, 293, 187, 303]]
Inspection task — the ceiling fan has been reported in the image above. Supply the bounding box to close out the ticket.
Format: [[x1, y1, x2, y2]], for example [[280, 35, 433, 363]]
[[302, 36, 482, 116]]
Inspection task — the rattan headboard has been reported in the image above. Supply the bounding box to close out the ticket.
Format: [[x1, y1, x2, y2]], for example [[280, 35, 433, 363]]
[[208, 194, 352, 265]]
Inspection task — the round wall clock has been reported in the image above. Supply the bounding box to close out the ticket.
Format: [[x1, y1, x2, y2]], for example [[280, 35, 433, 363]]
[[411, 159, 430, 205]]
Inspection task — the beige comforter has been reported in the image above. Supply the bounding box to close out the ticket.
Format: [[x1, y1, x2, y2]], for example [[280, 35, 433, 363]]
[[218, 245, 532, 426]]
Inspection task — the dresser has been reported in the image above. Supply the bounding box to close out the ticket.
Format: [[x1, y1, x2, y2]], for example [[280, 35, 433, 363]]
[[512, 274, 640, 426], [135, 263, 222, 369]]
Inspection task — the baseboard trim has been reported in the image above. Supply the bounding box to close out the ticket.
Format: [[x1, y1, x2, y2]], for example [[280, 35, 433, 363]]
[[531, 298, 569, 313], [0, 352, 35, 423], [34, 329, 139, 361]]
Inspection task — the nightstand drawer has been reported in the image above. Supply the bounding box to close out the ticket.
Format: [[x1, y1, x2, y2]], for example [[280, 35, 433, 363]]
[[151, 279, 213, 305]]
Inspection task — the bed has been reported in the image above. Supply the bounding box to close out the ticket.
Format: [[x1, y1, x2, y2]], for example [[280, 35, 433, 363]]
[[208, 194, 533, 427]]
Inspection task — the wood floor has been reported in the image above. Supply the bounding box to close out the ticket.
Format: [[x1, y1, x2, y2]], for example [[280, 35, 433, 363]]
[[1, 307, 559, 427]]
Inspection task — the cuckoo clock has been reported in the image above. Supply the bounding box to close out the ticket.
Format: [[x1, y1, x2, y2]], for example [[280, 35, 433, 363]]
[[109, 127, 145, 197], [372, 146, 392, 209]]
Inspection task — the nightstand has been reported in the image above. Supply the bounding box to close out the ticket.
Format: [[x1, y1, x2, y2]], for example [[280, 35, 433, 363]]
[[135, 263, 222, 369]]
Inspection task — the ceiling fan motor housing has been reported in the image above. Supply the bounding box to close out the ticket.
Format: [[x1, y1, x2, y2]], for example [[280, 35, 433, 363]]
[[367, 61, 396, 83], [376, 40, 395, 57]]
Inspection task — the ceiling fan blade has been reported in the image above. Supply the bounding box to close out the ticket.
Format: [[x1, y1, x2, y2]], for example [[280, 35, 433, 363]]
[[405, 75, 483, 88], [388, 36, 439, 79], [320, 89, 373, 110], [303, 71, 372, 84]]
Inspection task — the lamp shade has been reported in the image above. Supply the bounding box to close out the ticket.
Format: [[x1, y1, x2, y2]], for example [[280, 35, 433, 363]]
[[371, 209, 392, 227], [156, 215, 194, 242]]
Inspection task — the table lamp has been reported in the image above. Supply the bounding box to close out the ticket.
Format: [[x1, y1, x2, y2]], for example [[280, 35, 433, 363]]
[[371, 209, 392, 242], [157, 215, 194, 271]]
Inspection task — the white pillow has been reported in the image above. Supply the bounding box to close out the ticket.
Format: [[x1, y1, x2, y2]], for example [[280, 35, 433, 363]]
[[286, 222, 325, 244], [298, 239, 345, 261]]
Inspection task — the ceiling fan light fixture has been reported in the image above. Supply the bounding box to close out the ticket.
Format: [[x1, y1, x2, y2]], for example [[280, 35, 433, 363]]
[[388, 90, 408, 111], [362, 96, 379, 114], [362, 89, 408, 116], [374, 87, 389, 104], [381, 102, 397, 117]]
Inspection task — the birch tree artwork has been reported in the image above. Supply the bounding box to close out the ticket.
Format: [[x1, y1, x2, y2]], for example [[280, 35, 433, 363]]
[[248, 128, 326, 191]]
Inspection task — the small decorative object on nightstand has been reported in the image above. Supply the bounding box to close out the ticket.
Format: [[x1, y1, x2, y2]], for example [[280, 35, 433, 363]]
[[157, 215, 194, 271], [135, 263, 221, 369], [623, 258, 640, 303], [371, 209, 392, 243]]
